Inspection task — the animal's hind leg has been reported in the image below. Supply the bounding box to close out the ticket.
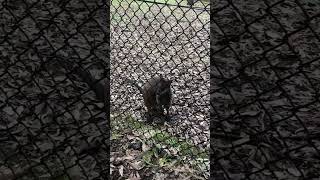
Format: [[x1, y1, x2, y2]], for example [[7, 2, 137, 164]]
[[146, 112, 153, 122], [146, 107, 157, 122], [157, 106, 164, 115]]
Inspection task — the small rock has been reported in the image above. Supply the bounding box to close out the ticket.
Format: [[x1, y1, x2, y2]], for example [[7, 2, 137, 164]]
[[128, 141, 142, 151]]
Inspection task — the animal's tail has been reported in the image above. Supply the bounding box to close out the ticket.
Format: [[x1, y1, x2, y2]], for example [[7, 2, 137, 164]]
[[124, 78, 143, 94]]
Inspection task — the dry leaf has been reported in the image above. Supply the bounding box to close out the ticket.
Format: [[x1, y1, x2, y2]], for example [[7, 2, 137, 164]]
[[129, 161, 144, 170], [119, 165, 124, 177], [128, 172, 141, 180], [142, 142, 150, 152]]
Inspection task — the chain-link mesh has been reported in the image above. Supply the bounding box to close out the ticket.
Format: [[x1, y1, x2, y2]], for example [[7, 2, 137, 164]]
[[110, 0, 210, 179], [2, 0, 319, 179], [0, 0, 109, 179], [211, 0, 320, 179]]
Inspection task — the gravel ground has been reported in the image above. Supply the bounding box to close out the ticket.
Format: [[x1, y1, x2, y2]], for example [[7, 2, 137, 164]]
[[111, 1, 210, 154]]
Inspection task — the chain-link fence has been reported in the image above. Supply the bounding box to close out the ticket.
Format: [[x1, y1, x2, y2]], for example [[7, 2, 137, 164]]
[[0, 0, 109, 179], [211, 0, 320, 179], [110, 0, 210, 179], [2, 0, 320, 179]]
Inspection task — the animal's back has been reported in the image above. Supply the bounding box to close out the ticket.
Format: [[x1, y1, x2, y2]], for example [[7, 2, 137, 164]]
[[142, 77, 161, 112]]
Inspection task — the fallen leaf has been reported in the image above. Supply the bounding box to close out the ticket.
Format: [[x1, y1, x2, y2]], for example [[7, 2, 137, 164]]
[[119, 165, 124, 177], [129, 161, 144, 170], [128, 172, 141, 180]]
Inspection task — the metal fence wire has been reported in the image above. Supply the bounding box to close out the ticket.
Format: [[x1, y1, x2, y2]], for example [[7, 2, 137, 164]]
[[1, 0, 320, 179], [0, 0, 109, 179], [210, 0, 320, 180], [110, 0, 210, 179]]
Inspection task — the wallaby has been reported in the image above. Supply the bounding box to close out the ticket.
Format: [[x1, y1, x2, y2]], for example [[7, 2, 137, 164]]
[[125, 75, 172, 121]]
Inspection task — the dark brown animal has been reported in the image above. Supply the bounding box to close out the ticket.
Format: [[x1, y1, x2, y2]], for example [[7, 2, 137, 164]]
[[126, 75, 172, 120]]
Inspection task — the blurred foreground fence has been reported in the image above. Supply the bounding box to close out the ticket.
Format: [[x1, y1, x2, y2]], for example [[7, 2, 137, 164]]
[[0, 0, 109, 179], [210, 0, 320, 179]]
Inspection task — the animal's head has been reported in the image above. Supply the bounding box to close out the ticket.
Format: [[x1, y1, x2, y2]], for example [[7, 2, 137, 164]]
[[156, 76, 172, 95]]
